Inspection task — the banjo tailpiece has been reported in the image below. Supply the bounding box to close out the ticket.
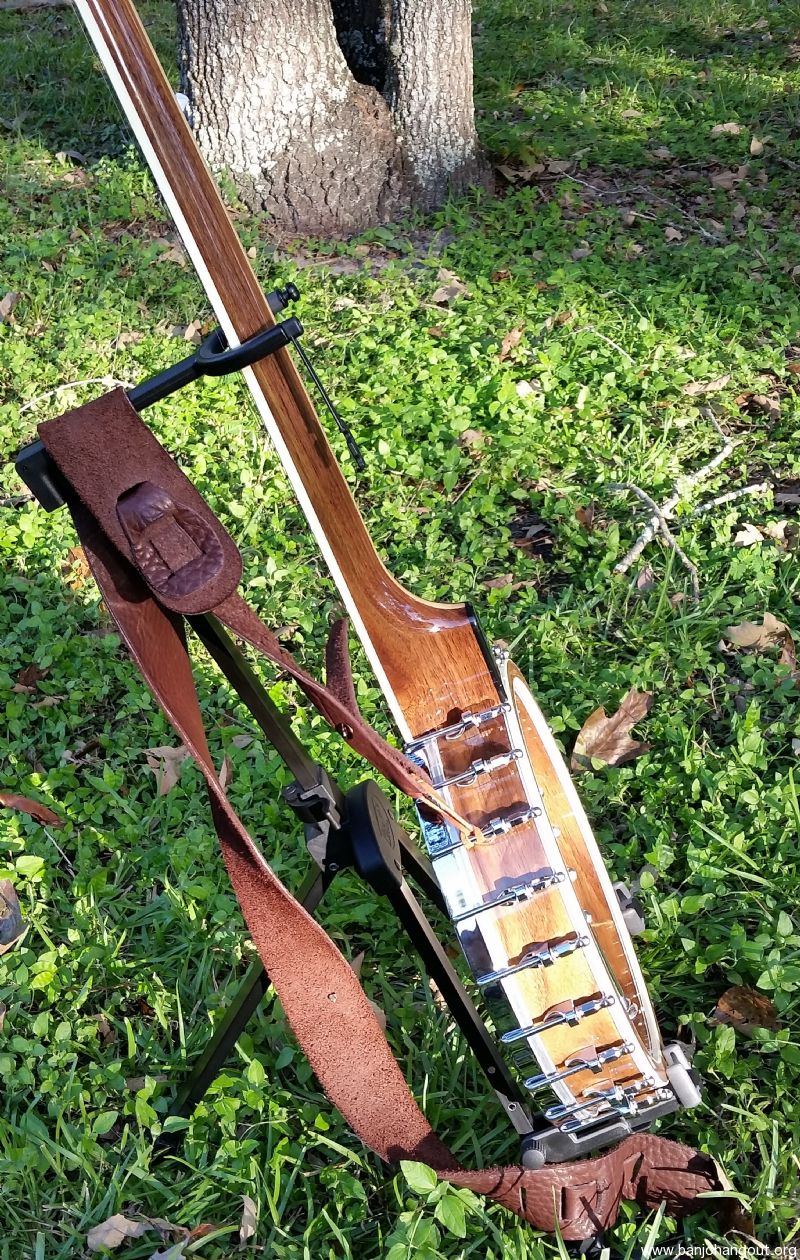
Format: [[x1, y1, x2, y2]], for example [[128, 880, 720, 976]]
[[15, 0, 724, 1237]]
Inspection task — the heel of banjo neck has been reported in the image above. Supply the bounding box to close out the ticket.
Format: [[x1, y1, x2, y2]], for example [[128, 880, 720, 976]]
[[404, 649, 703, 1153]]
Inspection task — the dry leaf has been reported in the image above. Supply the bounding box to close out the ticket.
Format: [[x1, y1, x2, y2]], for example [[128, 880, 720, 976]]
[[144, 745, 191, 795], [664, 226, 683, 242], [0, 291, 20, 323], [112, 329, 144, 351], [711, 986, 779, 1036], [621, 108, 642, 120], [458, 428, 490, 448], [91, 1013, 117, 1047], [635, 565, 656, 593], [571, 688, 653, 772], [571, 244, 592, 261], [749, 136, 765, 156], [763, 520, 798, 548], [515, 379, 541, 399], [711, 122, 743, 137], [724, 612, 789, 649], [431, 268, 467, 305], [710, 169, 744, 191], [87, 1215, 151, 1252], [575, 504, 596, 530], [217, 755, 232, 794], [793, 738, 800, 756], [0, 792, 62, 827], [650, 146, 673, 160], [156, 239, 188, 267], [546, 158, 573, 174], [13, 663, 48, 693], [482, 574, 513, 590], [0, 1002, 6, 1034], [0, 880, 26, 956], [60, 545, 91, 591], [498, 326, 523, 361], [231, 734, 253, 750], [750, 392, 781, 419], [682, 375, 731, 396], [239, 1196, 257, 1246], [734, 522, 764, 547]]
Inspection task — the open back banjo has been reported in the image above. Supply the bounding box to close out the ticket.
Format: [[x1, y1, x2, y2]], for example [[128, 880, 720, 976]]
[[40, 0, 703, 1183]]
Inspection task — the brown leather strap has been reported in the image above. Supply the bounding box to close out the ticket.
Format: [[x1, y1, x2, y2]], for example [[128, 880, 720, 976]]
[[38, 395, 723, 1239]]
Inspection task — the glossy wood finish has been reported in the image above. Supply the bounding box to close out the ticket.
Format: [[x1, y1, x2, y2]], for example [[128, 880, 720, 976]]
[[77, 0, 668, 1129]]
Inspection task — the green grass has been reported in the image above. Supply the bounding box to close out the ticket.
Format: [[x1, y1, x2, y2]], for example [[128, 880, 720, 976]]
[[2, 0, 800, 1255]]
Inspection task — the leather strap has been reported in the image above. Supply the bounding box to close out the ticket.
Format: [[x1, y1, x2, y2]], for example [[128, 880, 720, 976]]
[[38, 394, 723, 1239]]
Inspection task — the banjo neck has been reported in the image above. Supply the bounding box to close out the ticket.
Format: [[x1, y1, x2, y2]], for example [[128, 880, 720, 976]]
[[75, 0, 480, 742]]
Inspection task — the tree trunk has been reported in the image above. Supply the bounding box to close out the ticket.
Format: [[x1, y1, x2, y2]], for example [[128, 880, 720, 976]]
[[387, 0, 485, 209], [176, 0, 487, 237]]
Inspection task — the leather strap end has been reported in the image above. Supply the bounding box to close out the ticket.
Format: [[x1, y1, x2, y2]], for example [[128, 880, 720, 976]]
[[39, 388, 242, 613]]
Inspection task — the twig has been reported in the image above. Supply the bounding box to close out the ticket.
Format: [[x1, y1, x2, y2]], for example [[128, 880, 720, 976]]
[[631, 186, 724, 243], [20, 376, 132, 414], [690, 481, 770, 517], [615, 410, 734, 575], [609, 482, 700, 603], [572, 325, 635, 365]]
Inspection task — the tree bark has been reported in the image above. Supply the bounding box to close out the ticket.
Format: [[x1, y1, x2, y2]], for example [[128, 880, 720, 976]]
[[177, 0, 487, 237], [386, 0, 484, 209]]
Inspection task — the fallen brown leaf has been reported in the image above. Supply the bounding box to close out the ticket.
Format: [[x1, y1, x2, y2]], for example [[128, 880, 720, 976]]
[[724, 612, 789, 649], [498, 326, 523, 361], [0, 792, 62, 827], [0, 880, 26, 956], [144, 744, 191, 795], [91, 1013, 117, 1047], [458, 428, 490, 448], [0, 1002, 6, 1033], [711, 121, 743, 137], [431, 268, 467, 305], [750, 392, 781, 419], [0, 291, 20, 323], [240, 1195, 257, 1245], [734, 522, 764, 547], [482, 574, 514, 590], [682, 375, 731, 396], [571, 688, 653, 772], [711, 985, 779, 1036], [749, 136, 765, 156], [60, 545, 91, 592], [217, 754, 232, 794], [664, 226, 683, 242], [87, 1216, 149, 1252], [575, 503, 596, 530], [12, 663, 48, 693], [649, 146, 673, 160]]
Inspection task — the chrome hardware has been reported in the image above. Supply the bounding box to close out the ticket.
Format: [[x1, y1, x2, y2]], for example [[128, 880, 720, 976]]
[[544, 1076, 652, 1124], [501, 994, 615, 1046], [432, 748, 523, 790], [524, 1041, 635, 1094], [476, 933, 590, 987], [454, 869, 565, 923], [405, 703, 511, 754], [560, 1081, 674, 1132], [482, 805, 542, 838]]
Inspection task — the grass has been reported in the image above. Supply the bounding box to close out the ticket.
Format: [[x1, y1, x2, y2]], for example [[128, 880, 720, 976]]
[[2, 0, 800, 1255]]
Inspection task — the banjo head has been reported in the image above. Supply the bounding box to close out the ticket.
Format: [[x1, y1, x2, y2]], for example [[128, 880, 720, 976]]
[[408, 649, 695, 1153]]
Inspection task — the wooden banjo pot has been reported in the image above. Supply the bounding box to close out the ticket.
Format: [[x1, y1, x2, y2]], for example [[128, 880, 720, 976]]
[[72, 0, 702, 1164]]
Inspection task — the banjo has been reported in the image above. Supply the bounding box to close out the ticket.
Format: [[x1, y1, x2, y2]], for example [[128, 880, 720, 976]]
[[56, 0, 701, 1170]]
